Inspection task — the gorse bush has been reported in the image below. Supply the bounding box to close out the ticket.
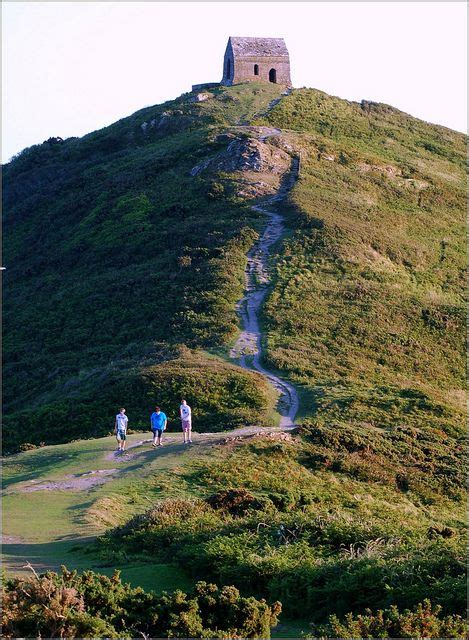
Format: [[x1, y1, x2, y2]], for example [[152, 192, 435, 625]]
[[2, 567, 281, 639], [299, 420, 466, 501], [206, 488, 265, 516], [314, 599, 467, 639], [104, 500, 465, 620]]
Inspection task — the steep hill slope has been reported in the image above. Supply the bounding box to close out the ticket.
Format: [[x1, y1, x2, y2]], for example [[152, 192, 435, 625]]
[[254, 89, 466, 501], [3, 84, 287, 451], [4, 83, 466, 458], [259, 90, 466, 429], [2, 83, 466, 631]]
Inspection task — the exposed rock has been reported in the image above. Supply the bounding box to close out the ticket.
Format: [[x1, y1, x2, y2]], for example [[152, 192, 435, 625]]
[[401, 177, 429, 191], [215, 132, 237, 145], [221, 431, 294, 445], [271, 138, 296, 156], [190, 158, 211, 177], [190, 136, 291, 178], [140, 111, 193, 136], [356, 161, 429, 191], [189, 92, 212, 103], [356, 161, 402, 177], [237, 180, 273, 198]]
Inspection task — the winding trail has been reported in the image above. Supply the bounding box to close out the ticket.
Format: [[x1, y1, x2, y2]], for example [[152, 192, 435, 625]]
[[230, 139, 300, 428], [2, 120, 302, 582]]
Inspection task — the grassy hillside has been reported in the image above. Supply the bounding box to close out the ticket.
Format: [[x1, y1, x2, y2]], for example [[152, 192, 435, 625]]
[[248, 90, 466, 502], [91, 89, 465, 626], [3, 84, 283, 452], [256, 89, 466, 442], [2, 83, 466, 632]]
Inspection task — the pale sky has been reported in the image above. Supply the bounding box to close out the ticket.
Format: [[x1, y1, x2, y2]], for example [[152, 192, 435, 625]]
[[2, 1, 467, 162]]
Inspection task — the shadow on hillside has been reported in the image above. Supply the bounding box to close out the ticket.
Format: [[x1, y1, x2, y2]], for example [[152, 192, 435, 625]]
[[2, 450, 86, 489], [2, 536, 97, 574], [116, 441, 195, 475]]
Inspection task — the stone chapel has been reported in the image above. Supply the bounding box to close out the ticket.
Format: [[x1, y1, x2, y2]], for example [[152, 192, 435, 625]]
[[221, 37, 292, 86]]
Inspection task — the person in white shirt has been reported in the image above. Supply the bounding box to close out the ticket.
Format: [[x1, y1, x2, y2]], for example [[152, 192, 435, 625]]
[[114, 408, 128, 452], [180, 399, 192, 444]]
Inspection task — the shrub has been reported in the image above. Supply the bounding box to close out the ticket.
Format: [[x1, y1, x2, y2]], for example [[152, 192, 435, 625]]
[[315, 599, 467, 639], [206, 488, 265, 516], [1, 567, 281, 639]]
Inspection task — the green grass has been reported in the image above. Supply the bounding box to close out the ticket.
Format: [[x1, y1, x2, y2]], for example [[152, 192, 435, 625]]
[[3, 84, 285, 452], [2, 432, 230, 595], [2, 433, 217, 539], [2, 83, 466, 629]]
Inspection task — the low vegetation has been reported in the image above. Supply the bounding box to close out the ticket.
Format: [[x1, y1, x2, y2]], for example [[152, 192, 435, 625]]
[[3, 83, 466, 633], [2, 567, 281, 639], [5, 346, 276, 451], [314, 600, 466, 639], [96, 435, 466, 622]]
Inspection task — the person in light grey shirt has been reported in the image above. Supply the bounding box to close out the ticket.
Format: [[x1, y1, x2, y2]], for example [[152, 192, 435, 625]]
[[114, 408, 128, 452], [180, 399, 192, 444]]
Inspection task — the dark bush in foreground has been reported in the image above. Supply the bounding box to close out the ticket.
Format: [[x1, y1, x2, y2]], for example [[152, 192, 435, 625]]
[[1, 566, 281, 639], [313, 599, 467, 639]]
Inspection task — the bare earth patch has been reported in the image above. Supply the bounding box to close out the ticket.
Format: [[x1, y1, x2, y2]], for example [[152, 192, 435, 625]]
[[21, 469, 118, 492], [1, 534, 25, 544], [220, 431, 295, 446], [104, 439, 152, 462]]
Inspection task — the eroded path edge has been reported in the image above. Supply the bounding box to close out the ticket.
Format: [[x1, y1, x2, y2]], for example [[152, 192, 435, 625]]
[[230, 142, 300, 427]]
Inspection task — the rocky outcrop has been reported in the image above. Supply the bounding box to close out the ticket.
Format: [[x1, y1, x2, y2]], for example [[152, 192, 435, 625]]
[[140, 111, 193, 136], [356, 160, 429, 190], [189, 92, 212, 103], [356, 161, 402, 177], [191, 135, 291, 178]]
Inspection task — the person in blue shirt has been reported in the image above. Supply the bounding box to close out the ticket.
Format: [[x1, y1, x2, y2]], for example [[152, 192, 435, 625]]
[[150, 406, 167, 447]]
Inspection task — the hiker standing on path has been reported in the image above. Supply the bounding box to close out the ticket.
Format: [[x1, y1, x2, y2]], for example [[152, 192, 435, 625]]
[[150, 407, 167, 447], [180, 399, 192, 444], [115, 408, 128, 452]]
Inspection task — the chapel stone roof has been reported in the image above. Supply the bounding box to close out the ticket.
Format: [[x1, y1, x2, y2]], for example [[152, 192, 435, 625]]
[[229, 37, 289, 58]]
